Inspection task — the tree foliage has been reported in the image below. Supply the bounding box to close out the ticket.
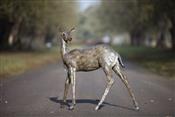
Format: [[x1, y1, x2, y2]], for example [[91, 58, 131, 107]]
[[0, 0, 78, 50], [150, 0, 175, 49], [77, 6, 100, 39], [91, 0, 175, 49]]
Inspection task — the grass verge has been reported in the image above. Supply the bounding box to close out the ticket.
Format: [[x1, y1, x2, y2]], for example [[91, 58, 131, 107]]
[[0, 47, 60, 79], [113, 45, 175, 79]]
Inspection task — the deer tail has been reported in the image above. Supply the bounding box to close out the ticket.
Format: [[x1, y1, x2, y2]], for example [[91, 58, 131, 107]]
[[118, 55, 125, 68]]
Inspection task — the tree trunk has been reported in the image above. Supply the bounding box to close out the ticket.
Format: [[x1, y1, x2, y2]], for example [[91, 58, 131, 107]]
[[8, 17, 22, 48], [170, 16, 175, 50], [130, 30, 136, 46], [130, 29, 142, 46], [156, 30, 165, 48], [0, 18, 13, 50]]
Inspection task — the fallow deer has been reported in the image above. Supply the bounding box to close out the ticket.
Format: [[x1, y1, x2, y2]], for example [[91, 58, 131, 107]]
[[59, 27, 139, 111]]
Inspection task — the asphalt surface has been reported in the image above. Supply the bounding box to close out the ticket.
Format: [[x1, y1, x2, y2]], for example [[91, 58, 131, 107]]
[[0, 61, 174, 117]]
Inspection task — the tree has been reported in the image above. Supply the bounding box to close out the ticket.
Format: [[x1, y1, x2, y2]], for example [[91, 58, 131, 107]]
[[151, 0, 175, 50], [0, 0, 78, 50], [95, 0, 175, 49], [77, 6, 101, 40], [95, 0, 154, 46]]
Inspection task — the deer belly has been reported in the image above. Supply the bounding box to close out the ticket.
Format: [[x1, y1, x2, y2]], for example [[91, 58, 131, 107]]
[[76, 59, 100, 71]]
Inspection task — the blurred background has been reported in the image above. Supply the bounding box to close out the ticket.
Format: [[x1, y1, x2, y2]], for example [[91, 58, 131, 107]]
[[0, 0, 175, 78]]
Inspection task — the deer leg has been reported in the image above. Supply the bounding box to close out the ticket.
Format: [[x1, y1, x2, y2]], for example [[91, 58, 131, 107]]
[[61, 73, 71, 108], [113, 65, 139, 110], [69, 67, 76, 110], [63, 72, 71, 103], [95, 66, 114, 110]]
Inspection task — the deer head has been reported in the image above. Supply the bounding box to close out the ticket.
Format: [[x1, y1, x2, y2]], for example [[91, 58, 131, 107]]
[[61, 27, 75, 43]]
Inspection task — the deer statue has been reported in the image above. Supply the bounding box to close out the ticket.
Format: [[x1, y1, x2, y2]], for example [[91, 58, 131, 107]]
[[59, 27, 139, 111]]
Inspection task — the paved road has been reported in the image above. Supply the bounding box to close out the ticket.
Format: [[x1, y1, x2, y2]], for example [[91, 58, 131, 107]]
[[0, 61, 174, 117]]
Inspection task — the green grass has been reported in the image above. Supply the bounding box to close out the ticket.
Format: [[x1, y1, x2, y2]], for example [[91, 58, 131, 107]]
[[113, 45, 175, 79], [0, 47, 60, 79]]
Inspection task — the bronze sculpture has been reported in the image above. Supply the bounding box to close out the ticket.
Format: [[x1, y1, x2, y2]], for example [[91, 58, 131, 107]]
[[59, 27, 139, 111]]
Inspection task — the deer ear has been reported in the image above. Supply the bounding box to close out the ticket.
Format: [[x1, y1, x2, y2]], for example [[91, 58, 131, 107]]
[[70, 27, 75, 33]]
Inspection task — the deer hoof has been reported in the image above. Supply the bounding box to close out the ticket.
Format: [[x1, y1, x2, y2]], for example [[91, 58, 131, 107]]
[[69, 105, 74, 110], [95, 106, 99, 111], [135, 106, 140, 111]]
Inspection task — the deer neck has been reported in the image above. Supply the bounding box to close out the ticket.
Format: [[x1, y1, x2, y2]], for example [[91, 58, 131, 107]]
[[61, 38, 69, 57]]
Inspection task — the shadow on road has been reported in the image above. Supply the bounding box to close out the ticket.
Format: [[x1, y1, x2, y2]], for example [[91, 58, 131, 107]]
[[49, 97, 136, 111]]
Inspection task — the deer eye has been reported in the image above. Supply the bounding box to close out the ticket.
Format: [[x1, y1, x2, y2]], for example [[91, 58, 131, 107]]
[[62, 33, 65, 37]]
